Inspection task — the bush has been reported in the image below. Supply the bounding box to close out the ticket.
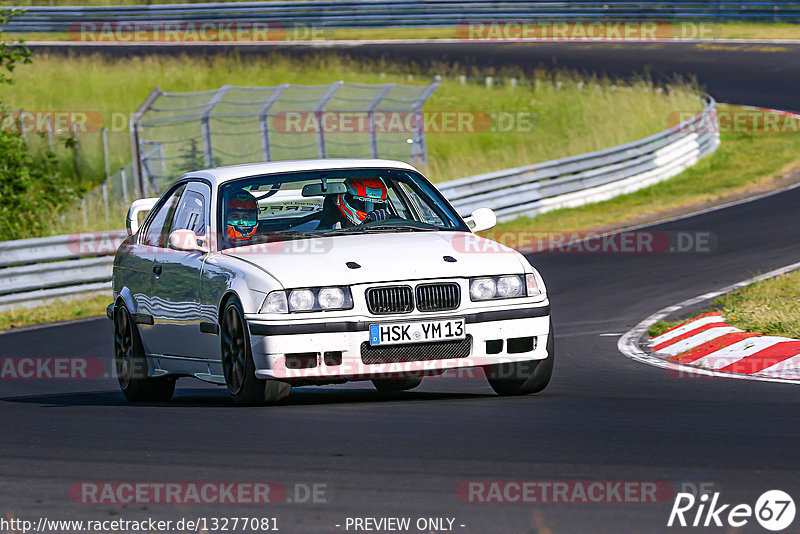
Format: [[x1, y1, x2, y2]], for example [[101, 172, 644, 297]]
[[0, 130, 78, 239], [0, 9, 79, 240]]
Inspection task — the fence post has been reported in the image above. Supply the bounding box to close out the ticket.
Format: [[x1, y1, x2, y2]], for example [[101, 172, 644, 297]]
[[47, 116, 54, 150], [102, 127, 111, 180], [410, 76, 441, 166], [130, 87, 163, 199], [314, 81, 343, 158], [258, 83, 289, 162], [121, 168, 129, 205], [367, 83, 394, 159], [102, 183, 109, 221], [19, 109, 26, 141], [200, 84, 233, 168], [72, 122, 80, 173]]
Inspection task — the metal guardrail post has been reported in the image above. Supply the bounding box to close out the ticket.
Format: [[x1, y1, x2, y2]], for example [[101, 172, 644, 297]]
[[130, 87, 163, 199], [201, 84, 233, 168], [367, 83, 394, 159], [18, 109, 26, 141], [314, 81, 344, 159], [410, 75, 441, 166], [258, 83, 289, 162]]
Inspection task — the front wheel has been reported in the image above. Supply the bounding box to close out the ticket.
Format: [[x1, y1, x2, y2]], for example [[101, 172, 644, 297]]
[[113, 304, 175, 402], [485, 318, 554, 396], [220, 299, 291, 405]]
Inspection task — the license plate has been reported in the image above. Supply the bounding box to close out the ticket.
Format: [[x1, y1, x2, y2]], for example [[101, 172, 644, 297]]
[[369, 318, 465, 346]]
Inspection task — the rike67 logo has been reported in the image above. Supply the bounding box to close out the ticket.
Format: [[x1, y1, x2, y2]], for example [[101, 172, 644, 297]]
[[668, 490, 796, 531]]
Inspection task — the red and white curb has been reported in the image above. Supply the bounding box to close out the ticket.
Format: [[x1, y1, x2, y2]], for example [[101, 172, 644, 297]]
[[649, 312, 800, 380], [618, 260, 800, 385]]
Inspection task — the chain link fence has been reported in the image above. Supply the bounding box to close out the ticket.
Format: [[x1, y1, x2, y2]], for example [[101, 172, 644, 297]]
[[131, 78, 441, 195]]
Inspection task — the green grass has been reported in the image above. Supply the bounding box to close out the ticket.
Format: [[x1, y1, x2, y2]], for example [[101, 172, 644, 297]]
[[647, 270, 800, 340], [5, 52, 700, 236], [492, 105, 800, 235], [0, 293, 111, 332]]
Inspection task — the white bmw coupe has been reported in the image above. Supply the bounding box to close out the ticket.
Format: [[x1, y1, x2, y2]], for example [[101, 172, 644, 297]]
[[109, 159, 553, 404]]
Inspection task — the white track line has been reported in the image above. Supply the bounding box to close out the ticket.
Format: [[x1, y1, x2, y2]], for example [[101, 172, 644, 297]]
[[618, 261, 800, 385], [760, 355, 800, 378]]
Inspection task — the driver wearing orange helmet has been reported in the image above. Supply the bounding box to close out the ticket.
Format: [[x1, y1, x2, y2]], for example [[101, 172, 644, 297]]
[[226, 190, 259, 241], [335, 177, 392, 227]]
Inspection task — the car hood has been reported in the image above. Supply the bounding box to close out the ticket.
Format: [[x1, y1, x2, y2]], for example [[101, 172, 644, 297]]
[[220, 231, 529, 288]]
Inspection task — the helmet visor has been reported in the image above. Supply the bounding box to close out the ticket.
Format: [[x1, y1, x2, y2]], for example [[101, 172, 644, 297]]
[[347, 196, 387, 214]]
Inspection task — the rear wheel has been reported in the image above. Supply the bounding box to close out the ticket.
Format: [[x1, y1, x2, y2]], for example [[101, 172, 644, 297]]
[[372, 377, 422, 392], [485, 318, 554, 396], [113, 303, 175, 402], [221, 299, 291, 405]]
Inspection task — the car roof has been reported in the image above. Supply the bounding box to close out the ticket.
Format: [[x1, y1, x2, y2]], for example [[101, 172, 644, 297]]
[[182, 158, 420, 187]]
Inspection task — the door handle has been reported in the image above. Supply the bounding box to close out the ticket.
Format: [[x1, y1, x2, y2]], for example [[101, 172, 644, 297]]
[[153, 265, 162, 276]]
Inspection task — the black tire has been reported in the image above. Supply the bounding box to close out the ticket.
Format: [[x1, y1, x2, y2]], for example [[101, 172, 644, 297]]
[[372, 377, 423, 392], [113, 303, 176, 402], [220, 298, 291, 405], [485, 318, 554, 396]]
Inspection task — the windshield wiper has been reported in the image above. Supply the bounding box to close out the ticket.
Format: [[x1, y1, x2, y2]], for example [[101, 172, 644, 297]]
[[250, 231, 315, 243], [318, 225, 436, 236]]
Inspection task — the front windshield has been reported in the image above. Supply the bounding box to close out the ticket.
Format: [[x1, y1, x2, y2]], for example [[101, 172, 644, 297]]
[[217, 168, 468, 250]]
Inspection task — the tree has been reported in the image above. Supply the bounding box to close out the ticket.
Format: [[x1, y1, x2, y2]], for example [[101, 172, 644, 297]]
[[0, 9, 75, 239]]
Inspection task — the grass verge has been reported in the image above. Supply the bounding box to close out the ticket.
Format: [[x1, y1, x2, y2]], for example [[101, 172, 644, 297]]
[[492, 105, 800, 235], [0, 293, 111, 332], [648, 270, 800, 339], [8, 52, 699, 236]]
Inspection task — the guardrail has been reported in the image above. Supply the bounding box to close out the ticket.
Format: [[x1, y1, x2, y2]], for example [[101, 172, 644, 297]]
[[0, 232, 126, 310], [438, 97, 718, 221], [3, 1, 800, 32], [0, 99, 718, 310]]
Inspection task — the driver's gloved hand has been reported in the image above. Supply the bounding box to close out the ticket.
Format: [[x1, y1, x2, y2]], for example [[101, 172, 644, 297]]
[[362, 209, 392, 223]]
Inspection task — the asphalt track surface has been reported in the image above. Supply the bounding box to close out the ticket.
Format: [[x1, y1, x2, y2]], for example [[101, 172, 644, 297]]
[[3, 42, 800, 533]]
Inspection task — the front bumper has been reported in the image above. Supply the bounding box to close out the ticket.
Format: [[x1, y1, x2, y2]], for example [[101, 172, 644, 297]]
[[247, 303, 551, 380]]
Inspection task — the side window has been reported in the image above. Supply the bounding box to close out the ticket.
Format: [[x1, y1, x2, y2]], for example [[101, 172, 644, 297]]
[[399, 182, 445, 226], [142, 185, 186, 247], [386, 183, 411, 220], [173, 190, 206, 236]]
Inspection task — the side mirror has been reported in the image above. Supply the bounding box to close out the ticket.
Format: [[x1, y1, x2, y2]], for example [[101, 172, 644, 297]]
[[464, 208, 497, 233], [168, 229, 209, 253], [126, 198, 159, 235]]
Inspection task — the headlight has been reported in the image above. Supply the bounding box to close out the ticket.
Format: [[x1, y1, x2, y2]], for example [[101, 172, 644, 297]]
[[262, 287, 353, 313], [469, 275, 530, 301], [317, 287, 346, 309], [470, 278, 497, 300], [289, 289, 315, 311], [497, 275, 524, 297]]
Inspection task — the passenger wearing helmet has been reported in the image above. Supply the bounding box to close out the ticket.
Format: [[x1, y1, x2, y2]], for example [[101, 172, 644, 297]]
[[335, 177, 391, 227], [226, 190, 259, 241]]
